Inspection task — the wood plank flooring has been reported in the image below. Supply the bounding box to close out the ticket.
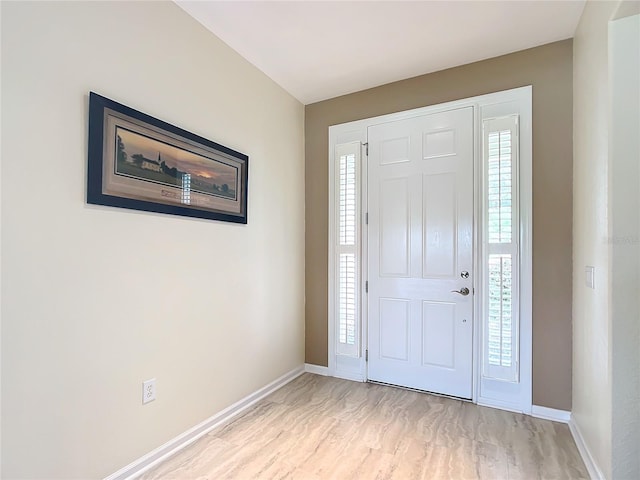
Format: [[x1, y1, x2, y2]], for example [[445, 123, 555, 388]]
[[140, 373, 588, 479]]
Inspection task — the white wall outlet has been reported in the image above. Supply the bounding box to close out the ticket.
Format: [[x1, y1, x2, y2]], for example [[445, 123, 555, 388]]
[[142, 378, 156, 404]]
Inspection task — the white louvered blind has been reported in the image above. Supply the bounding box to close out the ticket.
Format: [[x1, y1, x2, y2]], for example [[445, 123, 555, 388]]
[[483, 117, 519, 382], [335, 143, 360, 357]]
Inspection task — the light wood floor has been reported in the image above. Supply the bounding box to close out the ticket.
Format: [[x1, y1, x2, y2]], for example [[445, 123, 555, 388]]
[[140, 373, 588, 479]]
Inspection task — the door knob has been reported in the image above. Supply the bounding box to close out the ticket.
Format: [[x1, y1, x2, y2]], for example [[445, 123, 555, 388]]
[[451, 287, 470, 296]]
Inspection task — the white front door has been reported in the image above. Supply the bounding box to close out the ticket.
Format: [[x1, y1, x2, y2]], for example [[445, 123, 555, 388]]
[[367, 107, 474, 398]]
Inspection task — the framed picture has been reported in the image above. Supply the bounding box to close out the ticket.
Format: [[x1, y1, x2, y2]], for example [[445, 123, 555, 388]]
[[87, 92, 248, 224]]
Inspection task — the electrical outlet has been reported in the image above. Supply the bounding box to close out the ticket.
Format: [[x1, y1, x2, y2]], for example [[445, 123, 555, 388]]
[[142, 378, 156, 404]]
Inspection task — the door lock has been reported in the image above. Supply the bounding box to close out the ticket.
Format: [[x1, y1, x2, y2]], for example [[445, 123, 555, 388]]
[[461, 271, 469, 279]]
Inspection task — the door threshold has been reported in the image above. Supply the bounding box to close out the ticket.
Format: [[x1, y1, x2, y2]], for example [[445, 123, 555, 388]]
[[366, 380, 473, 402]]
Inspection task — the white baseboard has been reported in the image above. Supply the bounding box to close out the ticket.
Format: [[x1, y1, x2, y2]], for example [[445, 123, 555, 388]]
[[569, 415, 605, 480], [531, 405, 571, 423], [304, 363, 330, 376], [104, 365, 305, 480]]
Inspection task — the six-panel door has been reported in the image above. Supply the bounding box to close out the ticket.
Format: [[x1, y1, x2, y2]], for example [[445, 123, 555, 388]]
[[367, 107, 474, 398]]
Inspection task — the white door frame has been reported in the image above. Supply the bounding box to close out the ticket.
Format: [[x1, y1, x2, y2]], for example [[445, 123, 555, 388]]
[[328, 86, 533, 413]]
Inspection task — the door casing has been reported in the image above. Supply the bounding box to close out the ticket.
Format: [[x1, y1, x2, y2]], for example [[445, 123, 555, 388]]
[[328, 86, 533, 413]]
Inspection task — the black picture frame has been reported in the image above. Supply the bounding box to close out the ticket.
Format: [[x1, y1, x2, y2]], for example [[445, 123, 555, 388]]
[[87, 92, 248, 224]]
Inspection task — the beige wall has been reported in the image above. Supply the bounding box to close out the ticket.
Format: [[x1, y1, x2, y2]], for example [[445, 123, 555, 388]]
[[610, 13, 640, 479], [305, 40, 574, 410], [572, 2, 615, 475], [573, 1, 640, 478], [1, 2, 305, 478]]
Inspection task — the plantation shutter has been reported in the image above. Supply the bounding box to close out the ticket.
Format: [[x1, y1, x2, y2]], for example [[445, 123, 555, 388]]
[[482, 116, 520, 382], [334, 142, 361, 357]]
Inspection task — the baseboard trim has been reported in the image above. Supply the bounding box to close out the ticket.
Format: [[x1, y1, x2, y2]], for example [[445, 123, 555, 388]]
[[531, 405, 571, 423], [569, 414, 606, 480], [103, 365, 305, 480], [304, 363, 330, 376]]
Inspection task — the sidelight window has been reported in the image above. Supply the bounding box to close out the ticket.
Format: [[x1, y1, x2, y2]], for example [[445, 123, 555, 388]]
[[334, 143, 361, 357], [482, 116, 520, 382]]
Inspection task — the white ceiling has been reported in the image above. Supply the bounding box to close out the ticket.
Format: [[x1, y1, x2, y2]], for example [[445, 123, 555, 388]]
[[177, 1, 585, 105]]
